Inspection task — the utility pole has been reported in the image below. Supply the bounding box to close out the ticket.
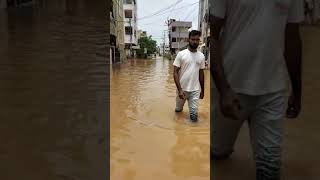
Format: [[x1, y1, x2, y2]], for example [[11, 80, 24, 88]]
[[166, 19, 171, 55], [163, 30, 165, 56], [129, 18, 133, 58], [178, 26, 180, 51]]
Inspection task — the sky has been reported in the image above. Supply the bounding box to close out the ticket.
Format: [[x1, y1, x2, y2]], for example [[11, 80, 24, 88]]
[[136, 0, 200, 46]]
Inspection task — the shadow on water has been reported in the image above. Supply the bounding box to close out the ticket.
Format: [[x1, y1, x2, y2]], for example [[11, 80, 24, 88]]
[[0, 1, 107, 179]]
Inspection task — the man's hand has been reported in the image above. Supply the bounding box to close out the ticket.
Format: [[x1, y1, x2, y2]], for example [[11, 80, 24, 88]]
[[178, 90, 186, 99], [286, 93, 301, 119], [285, 23, 302, 119], [200, 91, 204, 99], [220, 90, 247, 121]]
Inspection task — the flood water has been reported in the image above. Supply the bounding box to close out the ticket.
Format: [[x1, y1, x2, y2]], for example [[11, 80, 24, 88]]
[[0, 1, 107, 179], [110, 58, 211, 180]]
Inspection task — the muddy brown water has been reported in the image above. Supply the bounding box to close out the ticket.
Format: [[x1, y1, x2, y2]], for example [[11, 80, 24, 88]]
[[0, 1, 107, 179], [110, 58, 211, 180]]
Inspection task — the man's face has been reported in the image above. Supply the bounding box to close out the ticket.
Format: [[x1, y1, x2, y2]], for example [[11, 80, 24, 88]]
[[189, 35, 200, 49]]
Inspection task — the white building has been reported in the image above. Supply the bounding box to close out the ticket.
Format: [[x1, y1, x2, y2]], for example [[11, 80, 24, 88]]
[[123, 0, 138, 57], [168, 19, 192, 54], [198, 0, 210, 67]]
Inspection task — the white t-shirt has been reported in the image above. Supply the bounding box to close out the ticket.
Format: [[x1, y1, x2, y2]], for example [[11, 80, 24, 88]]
[[210, 0, 304, 95], [173, 49, 206, 92]]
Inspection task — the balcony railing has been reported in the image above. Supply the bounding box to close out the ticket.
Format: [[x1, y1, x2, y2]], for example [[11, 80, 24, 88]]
[[170, 32, 189, 38]]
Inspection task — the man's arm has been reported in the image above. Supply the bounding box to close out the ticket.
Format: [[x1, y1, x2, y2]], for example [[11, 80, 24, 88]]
[[210, 15, 246, 120], [210, 15, 230, 96], [173, 66, 182, 91], [284, 23, 302, 118], [173, 66, 186, 99], [199, 69, 205, 98]]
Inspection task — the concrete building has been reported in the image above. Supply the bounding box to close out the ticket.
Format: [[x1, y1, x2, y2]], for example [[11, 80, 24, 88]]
[[123, 0, 138, 58], [160, 43, 169, 56], [137, 30, 147, 40], [198, 0, 210, 67], [110, 0, 126, 64], [168, 19, 192, 54]]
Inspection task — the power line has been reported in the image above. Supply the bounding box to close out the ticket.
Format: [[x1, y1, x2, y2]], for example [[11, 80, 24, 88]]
[[183, 3, 198, 21], [113, 1, 199, 23], [137, 0, 183, 20], [168, 0, 180, 19], [154, 1, 199, 19]]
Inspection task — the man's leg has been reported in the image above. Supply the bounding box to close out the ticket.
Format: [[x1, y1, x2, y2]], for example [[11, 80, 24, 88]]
[[249, 91, 285, 180], [211, 88, 248, 159], [175, 90, 186, 112], [187, 91, 200, 122]]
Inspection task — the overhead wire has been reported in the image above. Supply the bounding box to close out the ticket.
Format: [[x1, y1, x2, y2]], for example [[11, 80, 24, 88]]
[[113, 1, 199, 23]]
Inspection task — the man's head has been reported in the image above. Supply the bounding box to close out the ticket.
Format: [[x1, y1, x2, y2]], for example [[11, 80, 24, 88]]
[[188, 30, 201, 50]]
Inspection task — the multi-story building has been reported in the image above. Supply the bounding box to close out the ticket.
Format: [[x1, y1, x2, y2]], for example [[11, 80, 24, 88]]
[[137, 30, 147, 40], [168, 19, 192, 54], [123, 0, 138, 57], [199, 0, 210, 67], [110, 0, 125, 64]]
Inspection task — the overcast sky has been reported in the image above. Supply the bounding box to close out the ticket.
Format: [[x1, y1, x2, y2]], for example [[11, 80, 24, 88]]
[[136, 0, 199, 45]]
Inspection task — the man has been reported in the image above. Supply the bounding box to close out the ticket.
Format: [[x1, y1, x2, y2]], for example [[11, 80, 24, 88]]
[[210, 0, 303, 180], [173, 30, 206, 122]]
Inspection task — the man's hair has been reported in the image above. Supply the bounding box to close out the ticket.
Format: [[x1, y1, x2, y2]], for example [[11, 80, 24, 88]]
[[189, 30, 201, 38]]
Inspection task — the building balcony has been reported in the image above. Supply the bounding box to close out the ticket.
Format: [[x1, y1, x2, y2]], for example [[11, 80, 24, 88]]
[[170, 32, 189, 38], [169, 21, 192, 28], [171, 42, 188, 49]]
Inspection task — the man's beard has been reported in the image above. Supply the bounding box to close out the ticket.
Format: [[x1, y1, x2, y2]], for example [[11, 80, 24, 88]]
[[189, 44, 198, 50]]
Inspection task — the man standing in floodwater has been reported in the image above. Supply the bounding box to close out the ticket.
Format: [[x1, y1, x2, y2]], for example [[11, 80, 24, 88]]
[[173, 30, 206, 122], [210, 0, 303, 179]]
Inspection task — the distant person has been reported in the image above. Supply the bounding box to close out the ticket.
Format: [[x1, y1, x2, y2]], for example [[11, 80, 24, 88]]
[[173, 30, 206, 122], [210, 0, 303, 180]]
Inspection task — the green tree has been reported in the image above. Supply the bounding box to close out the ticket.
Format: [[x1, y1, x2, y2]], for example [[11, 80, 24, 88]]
[[137, 36, 157, 58]]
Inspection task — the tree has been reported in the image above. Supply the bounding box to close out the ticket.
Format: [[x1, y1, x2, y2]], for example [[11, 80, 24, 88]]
[[136, 36, 157, 58]]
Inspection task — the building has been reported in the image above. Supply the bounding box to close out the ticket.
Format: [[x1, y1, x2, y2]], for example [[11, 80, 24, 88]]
[[168, 19, 192, 54], [198, 0, 210, 67], [137, 30, 147, 40], [123, 0, 138, 58], [110, 0, 126, 64], [160, 43, 170, 55]]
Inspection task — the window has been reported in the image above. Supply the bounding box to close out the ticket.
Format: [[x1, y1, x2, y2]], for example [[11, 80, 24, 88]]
[[172, 27, 176, 32], [124, 10, 133, 18], [172, 38, 177, 42], [123, 0, 132, 4], [125, 27, 133, 35]]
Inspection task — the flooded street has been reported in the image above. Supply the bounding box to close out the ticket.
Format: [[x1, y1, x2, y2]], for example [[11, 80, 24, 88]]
[[111, 26, 320, 180], [110, 57, 211, 180], [0, 1, 107, 179]]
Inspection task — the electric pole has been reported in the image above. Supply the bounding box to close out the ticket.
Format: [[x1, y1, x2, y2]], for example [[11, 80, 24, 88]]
[[162, 30, 165, 56], [129, 18, 133, 58]]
